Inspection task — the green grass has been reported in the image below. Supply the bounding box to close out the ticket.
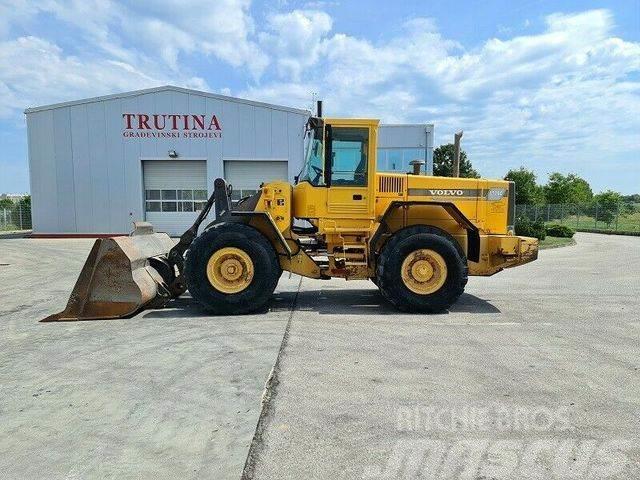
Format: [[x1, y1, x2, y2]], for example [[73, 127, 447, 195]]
[[519, 206, 640, 233], [539, 236, 576, 249], [0, 223, 20, 232], [543, 211, 640, 232], [540, 236, 576, 249]]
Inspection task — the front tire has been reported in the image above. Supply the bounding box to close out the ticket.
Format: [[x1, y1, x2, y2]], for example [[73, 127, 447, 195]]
[[184, 223, 281, 315], [377, 226, 468, 313]]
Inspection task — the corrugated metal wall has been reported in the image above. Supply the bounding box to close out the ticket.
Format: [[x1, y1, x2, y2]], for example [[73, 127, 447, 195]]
[[26, 88, 435, 235], [26, 88, 308, 234], [378, 124, 434, 175]]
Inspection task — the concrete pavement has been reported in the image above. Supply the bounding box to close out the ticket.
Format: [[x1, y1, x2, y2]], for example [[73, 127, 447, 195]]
[[244, 233, 640, 479], [0, 238, 298, 480], [1, 233, 639, 479]]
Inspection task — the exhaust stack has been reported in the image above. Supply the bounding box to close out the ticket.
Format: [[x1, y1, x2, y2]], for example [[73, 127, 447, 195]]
[[409, 159, 425, 175]]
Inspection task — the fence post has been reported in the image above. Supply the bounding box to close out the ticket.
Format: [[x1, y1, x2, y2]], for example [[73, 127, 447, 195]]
[[615, 203, 619, 232], [576, 204, 580, 228], [594, 204, 598, 228], [547, 204, 550, 222], [19, 204, 23, 230]]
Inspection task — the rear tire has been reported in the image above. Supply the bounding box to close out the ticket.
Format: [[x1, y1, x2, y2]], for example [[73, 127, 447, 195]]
[[376, 226, 468, 313], [184, 223, 281, 315]]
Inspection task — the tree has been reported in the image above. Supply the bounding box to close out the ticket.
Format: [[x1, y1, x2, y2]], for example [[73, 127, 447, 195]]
[[433, 144, 480, 178], [504, 167, 544, 205], [10, 196, 31, 229], [544, 173, 593, 204], [594, 190, 621, 226], [0, 198, 14, 210]]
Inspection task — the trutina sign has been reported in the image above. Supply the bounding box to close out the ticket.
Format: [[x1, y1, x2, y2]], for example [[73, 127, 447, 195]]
[[122, 113, 222, 139]]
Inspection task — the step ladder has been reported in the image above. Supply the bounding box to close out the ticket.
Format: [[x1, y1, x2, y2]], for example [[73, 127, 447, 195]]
[[335, 240, 368, 267]]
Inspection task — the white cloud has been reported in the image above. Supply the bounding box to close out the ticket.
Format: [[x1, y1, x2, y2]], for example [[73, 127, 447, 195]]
[[0, 0, 40, 38], [432, 9, 639, 101], [0, 3, 639, 192], [245, 16, 454, 117], [260, 9, 332, 80], [241, 8, 640, 192], [2, 0, 269, 77], [118, 0, 269, 77], [423, 9, 640, 183], [0, 36, 207, 117]]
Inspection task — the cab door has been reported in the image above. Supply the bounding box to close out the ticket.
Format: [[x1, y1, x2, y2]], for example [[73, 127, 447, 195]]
[[326, 124, 376, 219]]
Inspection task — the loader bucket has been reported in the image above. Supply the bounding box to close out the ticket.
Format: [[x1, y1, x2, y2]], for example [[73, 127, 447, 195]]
[[42, 228, 176, 322]]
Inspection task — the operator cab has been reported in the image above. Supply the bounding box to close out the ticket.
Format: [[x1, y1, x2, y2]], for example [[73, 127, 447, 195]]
[[297, 116, 377, 189], [294, 116, 379, 222]]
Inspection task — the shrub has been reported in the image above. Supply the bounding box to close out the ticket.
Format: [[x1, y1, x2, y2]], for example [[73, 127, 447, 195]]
[[545, 224, 575, 238], [515, 216, 546, 240], [593, 190, 621, 226]]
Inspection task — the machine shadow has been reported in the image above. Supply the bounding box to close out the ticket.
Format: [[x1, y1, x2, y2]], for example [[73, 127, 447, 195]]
[[288, 289, 500, 316], [142, 289, 500, 319]]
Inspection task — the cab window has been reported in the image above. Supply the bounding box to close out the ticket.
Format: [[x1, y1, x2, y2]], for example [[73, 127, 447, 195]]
[[330, 127, 368, 186], [298, 124, 325, 186]]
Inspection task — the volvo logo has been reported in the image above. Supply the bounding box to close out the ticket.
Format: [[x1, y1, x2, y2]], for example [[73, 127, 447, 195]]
[[407, 188, 479, 197], [428, 189, 464, 196]]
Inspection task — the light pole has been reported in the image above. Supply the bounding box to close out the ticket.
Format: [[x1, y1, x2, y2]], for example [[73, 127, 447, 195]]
[[453, 131, 463, 177]]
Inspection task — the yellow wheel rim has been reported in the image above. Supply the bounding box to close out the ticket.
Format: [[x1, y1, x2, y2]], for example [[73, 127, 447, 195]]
[[401, 249, 447, 295], [206, 247, 254, 294]]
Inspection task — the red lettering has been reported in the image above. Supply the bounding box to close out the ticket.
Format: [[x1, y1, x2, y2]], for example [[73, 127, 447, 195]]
[[153, 114, 166, 129], [168, 114, 180, 130], [122, 113, 221, 133], [192, 114, 205, 130], [138, 114, 151, 129], [208, 114, 222, 131], [122, 113, 135, 129]]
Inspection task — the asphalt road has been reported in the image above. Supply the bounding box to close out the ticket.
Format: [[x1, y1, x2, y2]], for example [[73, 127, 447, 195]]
[[1, 233, 639, 479]]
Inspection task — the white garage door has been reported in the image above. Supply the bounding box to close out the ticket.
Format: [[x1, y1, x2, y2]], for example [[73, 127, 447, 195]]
[[224, 160, 288, 202], [143, 160, 207, 236]]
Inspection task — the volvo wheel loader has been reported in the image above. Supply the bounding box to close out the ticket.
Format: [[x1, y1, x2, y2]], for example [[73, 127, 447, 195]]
[[43, 116, 538, 321]]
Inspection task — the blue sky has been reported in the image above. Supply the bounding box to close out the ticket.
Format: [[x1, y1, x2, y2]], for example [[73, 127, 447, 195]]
[[1, 0, 639, 194]]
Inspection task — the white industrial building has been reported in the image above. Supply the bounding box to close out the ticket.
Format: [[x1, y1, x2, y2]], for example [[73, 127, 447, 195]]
[[25, 86, 433, 235]]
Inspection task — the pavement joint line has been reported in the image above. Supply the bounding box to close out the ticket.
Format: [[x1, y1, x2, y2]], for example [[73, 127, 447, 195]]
[[240, 275, 303, 480]]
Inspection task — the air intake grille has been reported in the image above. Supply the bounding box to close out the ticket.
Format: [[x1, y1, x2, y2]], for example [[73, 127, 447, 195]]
[[378, 175, 405, 193]]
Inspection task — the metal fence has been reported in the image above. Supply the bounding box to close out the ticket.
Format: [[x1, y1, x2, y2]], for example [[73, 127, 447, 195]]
[[516, 203, 640, 233], [2, 201, 638, 234], [0, 203, 32, 231]]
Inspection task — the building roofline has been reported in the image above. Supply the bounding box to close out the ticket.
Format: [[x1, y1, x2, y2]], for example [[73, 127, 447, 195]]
[[380, 123, 434, 128], [24, 85, 312, 116]]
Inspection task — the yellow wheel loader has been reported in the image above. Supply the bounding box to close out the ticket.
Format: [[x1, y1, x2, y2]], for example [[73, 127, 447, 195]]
[[43, 115, 538, 321]]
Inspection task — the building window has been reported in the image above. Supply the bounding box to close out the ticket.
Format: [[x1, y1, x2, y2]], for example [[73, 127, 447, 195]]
[[230, 189, 258, 203], [145, 189, 209, 212], [161, 201, 177, 212], [377, 148, 425, 173], [145, 201, 161, 212], [145, 189, 160, 200]]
